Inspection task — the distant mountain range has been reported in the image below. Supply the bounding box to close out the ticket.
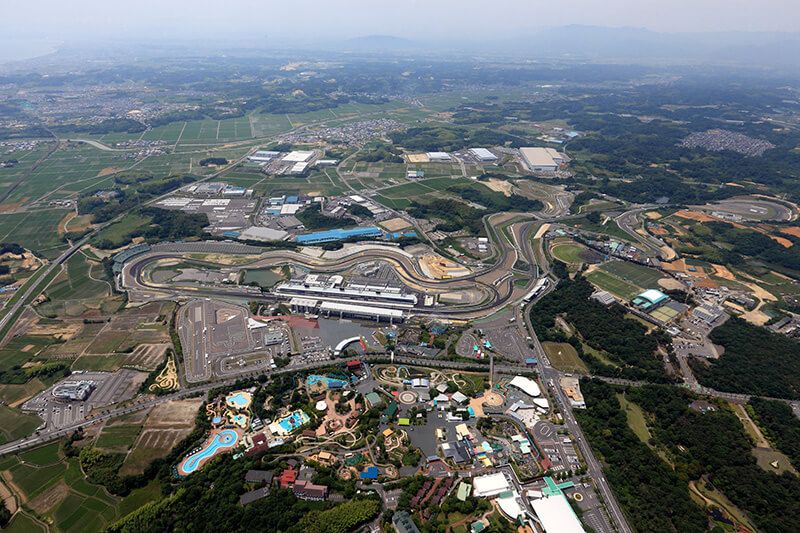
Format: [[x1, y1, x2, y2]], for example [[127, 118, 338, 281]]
[[330, 26, 800, 69]]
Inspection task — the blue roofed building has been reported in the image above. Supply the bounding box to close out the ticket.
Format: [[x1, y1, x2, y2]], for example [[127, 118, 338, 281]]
[[360, 467, 378, 480], [631, 289, 669, 310], [296, 227, 382, 244]]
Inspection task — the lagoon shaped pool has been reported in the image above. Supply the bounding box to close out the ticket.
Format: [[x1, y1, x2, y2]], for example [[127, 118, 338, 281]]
[[227, 392, 251, 409], [180, 429, 239, 474]]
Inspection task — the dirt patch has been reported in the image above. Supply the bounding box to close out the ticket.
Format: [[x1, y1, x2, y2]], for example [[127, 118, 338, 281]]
[[149, 356, 179, 392], [124, 343, 169, 370], [675, 210, 715, 222], [98, 167, 123, 176], [27, 478, 68, 515], [145, 398, 202, 428], [711, 264, 736, 280], [771, 235, 793, 248], [379, 217, 412, 233], [21, 345, 34, 353], [26, 321, 82, 341], [419, 254, 470, 279], [484, 178, 513, 197], [644, 211, 662, 219], [780, 227, 800, 239], [57, 212, 75, 236], [657, 278, 685, 291], [0, 479, 17, 514]]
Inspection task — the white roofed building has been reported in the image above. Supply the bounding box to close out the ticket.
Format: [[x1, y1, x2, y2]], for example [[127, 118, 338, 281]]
[[283, 151, 314, 162], [468, 148, 498, 161], [472, 473, 510, 498], [509, 376, 541, 397], [530, 494, 585, 533]]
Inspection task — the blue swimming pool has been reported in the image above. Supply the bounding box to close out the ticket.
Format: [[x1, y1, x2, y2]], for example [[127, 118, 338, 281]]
[[227, 392, 250, 409], [306, 375, 348, 388], [278, 410, 309, 432], [180, 430, 239, 474], [212, 416, 222, 424], [232, 414, 247, 426]]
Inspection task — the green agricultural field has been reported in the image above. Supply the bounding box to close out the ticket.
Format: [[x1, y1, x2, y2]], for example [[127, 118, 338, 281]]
[[0, 335, 55, 373], [0, 209, 70, 259], [585, 269, 642, 301], [5, 512, 46, 533], [600, 260, 666, 289], [45, 254, 110, 302], [96, 213, 151, 247], [71, 354, 126, 372], [542, 342, 588, 373], [96, 425, 142, 451], [19, 442, 61, 466], [8, 461, 66, 498]]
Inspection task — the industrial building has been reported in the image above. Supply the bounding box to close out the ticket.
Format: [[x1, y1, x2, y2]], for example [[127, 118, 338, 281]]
[[295, 226, 382, 245], [392, 511, 421, 533], [289, 162, 308, 175], [52, 381, 94, 401], [468, 148, 498, 161], [235, 226, 289, 242], [426, 151, 452, 161], [520, 147, 564, 173], [248, 150, 280, 162], [282, 151, 314, 163]]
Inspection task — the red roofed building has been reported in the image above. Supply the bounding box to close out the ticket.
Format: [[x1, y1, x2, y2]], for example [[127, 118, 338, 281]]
[[293, 480, 328, 501], [280, 466, 297, 487]]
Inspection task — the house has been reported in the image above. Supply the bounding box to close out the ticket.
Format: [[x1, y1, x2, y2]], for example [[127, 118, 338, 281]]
[[245, 470, 274, 484]]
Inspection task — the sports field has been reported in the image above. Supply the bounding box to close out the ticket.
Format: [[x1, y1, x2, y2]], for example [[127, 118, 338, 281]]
[[599, 260, 666, 289], [585, 269, 642, 301], [542, 342, 588, 373]]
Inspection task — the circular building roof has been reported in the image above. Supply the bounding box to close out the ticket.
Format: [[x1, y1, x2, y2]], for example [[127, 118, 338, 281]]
[[315, 400, 328, 411]]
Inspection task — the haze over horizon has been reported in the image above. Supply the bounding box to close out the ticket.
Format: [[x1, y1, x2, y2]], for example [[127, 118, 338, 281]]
[[3, 0, 800, 45]]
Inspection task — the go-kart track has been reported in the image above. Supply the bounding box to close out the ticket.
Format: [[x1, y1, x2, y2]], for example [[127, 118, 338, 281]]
[[119, 216, 547, 320]]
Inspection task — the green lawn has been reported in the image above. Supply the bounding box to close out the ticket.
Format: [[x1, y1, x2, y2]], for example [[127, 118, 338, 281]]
[[585, 269, 642, 301], [617, 393, 652, 445], [5, 512, 46, 533]]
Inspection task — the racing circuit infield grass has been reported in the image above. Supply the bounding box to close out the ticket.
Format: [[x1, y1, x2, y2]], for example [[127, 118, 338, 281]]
[[550, 242, 591, 264]]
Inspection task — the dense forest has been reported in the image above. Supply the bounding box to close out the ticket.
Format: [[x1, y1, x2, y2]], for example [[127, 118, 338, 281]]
[[529, 274, 669, 382], [748, 397, 800, 471], [575, 380, 708, 532], [691, 318, 800, 399]]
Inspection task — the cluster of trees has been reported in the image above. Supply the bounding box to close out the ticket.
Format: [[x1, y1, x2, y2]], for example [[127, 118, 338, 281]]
[[748, 398, 800, 471], [407, 199, 484, 234], [574, 380, 712, 532], [55, 118, 146, 135], [691, 318, 800, 399], [627, 384, 800, 533], [389, 126, 524, 152], [296, 204, 351, 231], [199, 157, 228, 166], [354, 143, 403, 163], [79, 175, 196, 225], [0, 243, 24, 255], [446, 184, 542, 213], [529, 274, 669, 381], [701, 221, 800, 271], [0, 361, 70, 385]]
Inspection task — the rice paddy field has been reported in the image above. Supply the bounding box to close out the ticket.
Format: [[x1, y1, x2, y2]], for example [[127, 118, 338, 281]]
[[0, 444, 161, 533]]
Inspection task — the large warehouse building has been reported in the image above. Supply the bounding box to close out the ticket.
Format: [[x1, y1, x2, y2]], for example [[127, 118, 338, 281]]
[[520, 147, 564, 173], [468, 148, 498, 161], [530, 494, 585, 533]]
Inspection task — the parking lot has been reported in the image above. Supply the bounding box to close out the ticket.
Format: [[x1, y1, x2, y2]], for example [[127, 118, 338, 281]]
[[21, 370, 147, 430]]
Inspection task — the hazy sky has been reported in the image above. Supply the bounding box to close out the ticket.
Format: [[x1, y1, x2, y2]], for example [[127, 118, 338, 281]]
[[3, 0, 800, 43]]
